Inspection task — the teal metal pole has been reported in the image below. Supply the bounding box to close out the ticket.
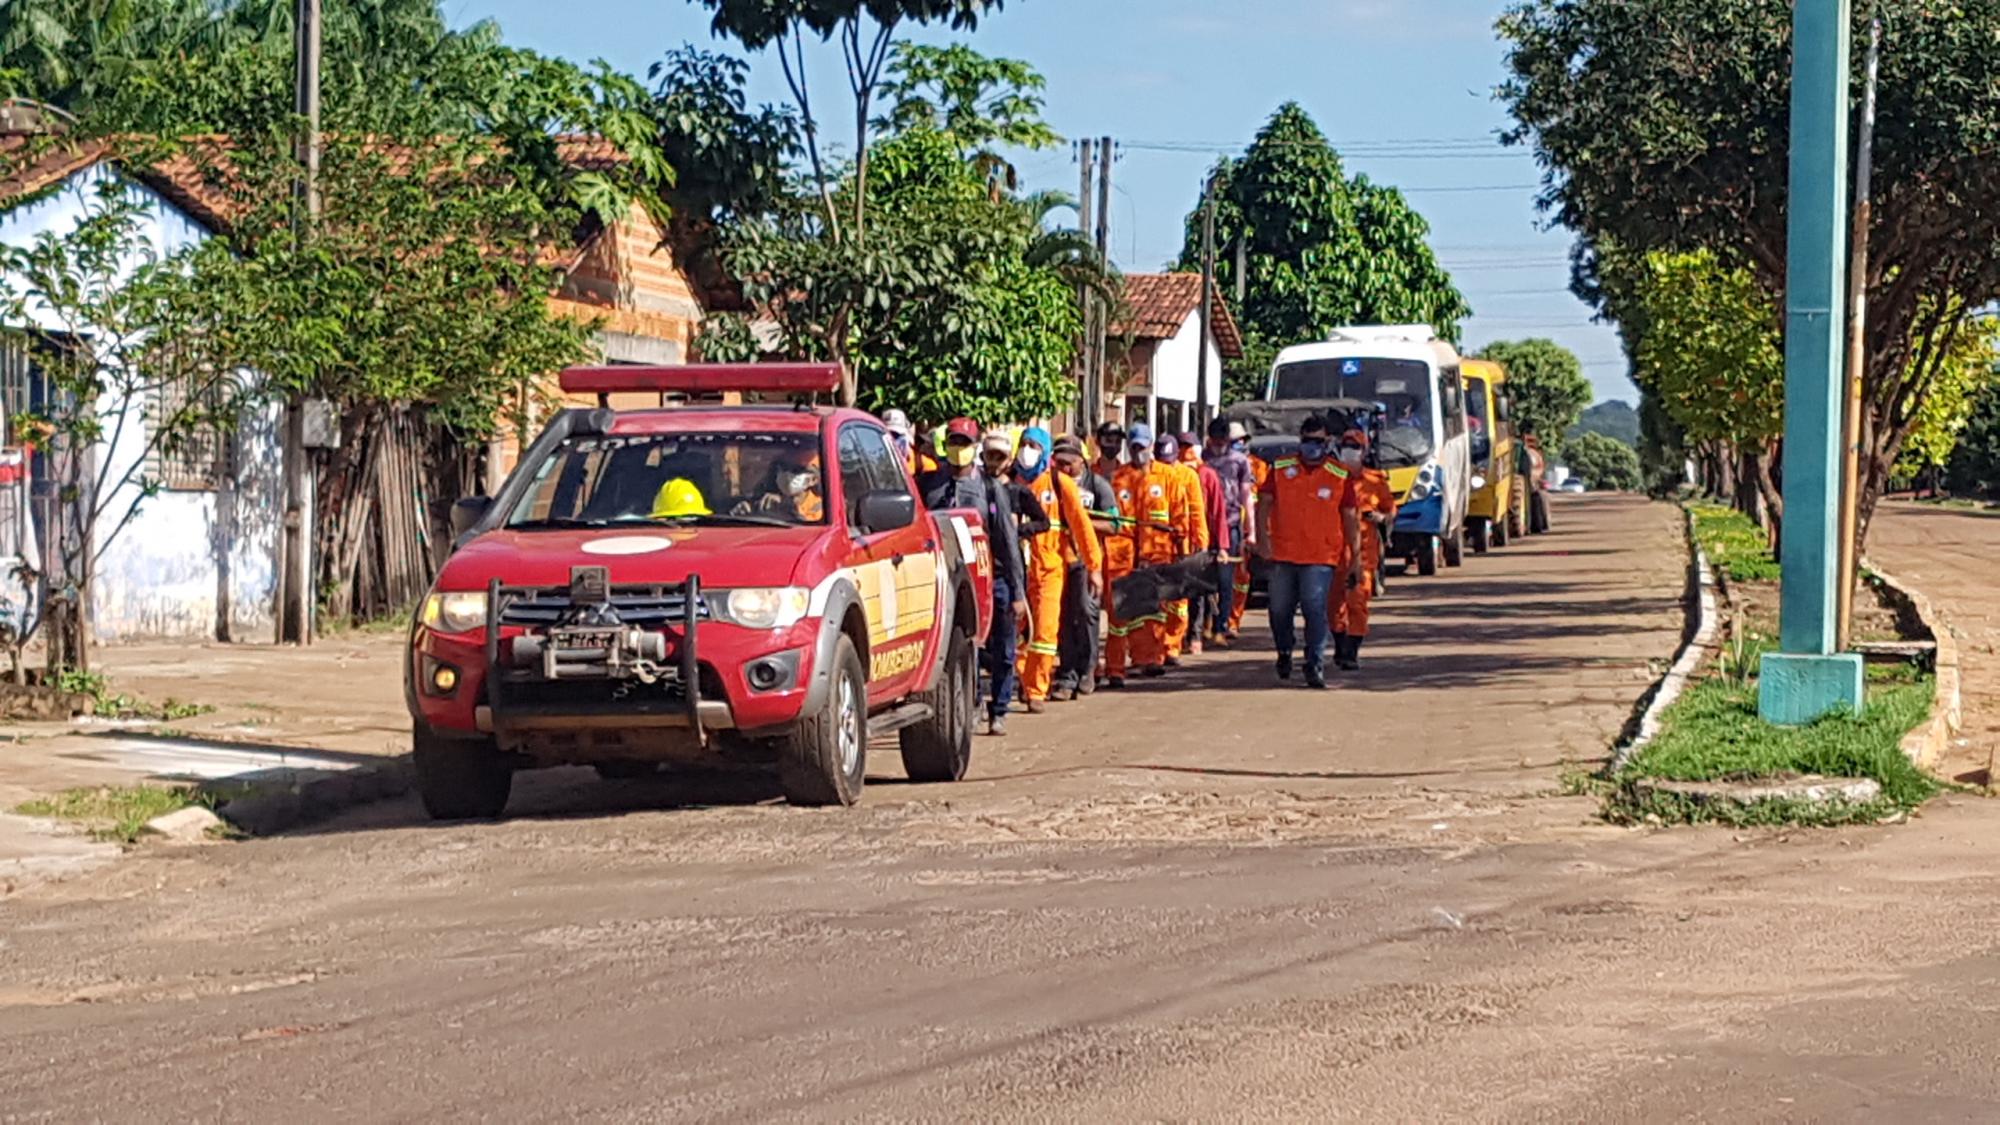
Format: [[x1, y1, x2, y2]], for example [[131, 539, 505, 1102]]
[[1760, 0, 1866, 725]]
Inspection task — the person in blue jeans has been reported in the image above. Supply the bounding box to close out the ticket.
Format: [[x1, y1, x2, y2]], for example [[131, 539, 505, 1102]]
[[1254, 414, 1362, 689]]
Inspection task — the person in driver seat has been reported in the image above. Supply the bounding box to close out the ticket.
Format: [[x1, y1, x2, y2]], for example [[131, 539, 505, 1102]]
[[734, 450, 824, 521]]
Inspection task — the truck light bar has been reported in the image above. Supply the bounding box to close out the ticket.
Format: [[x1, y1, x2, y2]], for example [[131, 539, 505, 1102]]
[[558, 363, 843, 399]]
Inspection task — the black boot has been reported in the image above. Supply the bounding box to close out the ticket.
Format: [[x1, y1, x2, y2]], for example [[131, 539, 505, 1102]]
[[1275, 652, 1293, 681], [1338, 634, 1362, 672], [1330, 632, 1350, 672]]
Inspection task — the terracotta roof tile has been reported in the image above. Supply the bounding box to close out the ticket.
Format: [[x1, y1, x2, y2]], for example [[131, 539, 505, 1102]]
[[0, 133, 114, 201], [1110, 272, 1244, 360]]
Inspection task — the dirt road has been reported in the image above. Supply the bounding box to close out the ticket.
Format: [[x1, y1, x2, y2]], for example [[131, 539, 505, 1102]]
[[1869, 501, 2000, 786], [8, 495, 2000, 1120]]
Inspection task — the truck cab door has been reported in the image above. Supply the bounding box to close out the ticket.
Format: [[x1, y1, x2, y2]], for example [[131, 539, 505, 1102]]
[[837, 423, 941, 702]]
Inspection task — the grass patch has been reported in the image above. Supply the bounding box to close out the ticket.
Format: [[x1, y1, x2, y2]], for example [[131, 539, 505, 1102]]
[[48, 666, 214, 722], [15, 785, 210, 844], [1612, 677, 1937, 827], [1688, 503, 1781, 582]]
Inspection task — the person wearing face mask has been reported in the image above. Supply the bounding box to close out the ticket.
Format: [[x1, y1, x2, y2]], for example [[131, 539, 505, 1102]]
[[1107, 424, 1186, 681], [921, 419, 1031, 734], [735, 449, 824, 521], [1154, 432, 1209, 665], [1229, 438, 1270, 638], [1330, 427, 1396, 671], [1053, 435, 1116, 700], [1254, 414, 1363, 689], [1011, 427, 1102, 712], [882, 408, 933, 476], [1202, 417, 1255, 649]]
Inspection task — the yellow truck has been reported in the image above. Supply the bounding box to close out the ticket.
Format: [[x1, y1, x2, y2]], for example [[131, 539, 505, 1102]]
[[1461, 359, 1520, 553]]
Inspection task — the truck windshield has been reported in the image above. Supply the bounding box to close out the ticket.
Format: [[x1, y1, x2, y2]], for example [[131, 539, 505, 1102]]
[[1271, 357, 1436, 469], [1465, 376, 1492, 469], [507, 431, 828, 528]]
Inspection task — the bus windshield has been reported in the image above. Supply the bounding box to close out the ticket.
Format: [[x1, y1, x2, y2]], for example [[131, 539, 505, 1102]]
[[1270, 357, 1435, 468], [1465, 376, 1492, 469]]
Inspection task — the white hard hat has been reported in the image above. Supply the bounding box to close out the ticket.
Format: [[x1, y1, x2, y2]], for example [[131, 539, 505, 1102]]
[[881, 408, 912, 436]]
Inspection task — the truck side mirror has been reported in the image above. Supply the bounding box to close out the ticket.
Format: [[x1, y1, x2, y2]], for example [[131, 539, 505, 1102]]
[[856, 489, 916, 534], [451, 496, 494, 539]]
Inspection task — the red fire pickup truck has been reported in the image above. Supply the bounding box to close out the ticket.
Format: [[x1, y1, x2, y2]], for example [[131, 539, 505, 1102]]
[[405, 363, 994, 818]]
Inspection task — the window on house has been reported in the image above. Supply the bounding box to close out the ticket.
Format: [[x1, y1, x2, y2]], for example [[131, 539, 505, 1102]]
[[150, 373, 233, 492]]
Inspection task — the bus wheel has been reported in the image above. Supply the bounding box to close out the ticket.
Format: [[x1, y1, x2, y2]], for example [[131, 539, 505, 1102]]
[[1442, 530, 1465, 568], [1469, 519, 1491, 554], [1416, 537, 1439, 577]]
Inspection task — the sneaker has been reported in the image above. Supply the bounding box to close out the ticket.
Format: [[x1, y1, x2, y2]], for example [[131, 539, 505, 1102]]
[[1026, 699, 1046, 714], [1275, 653, 1293, 681], [1187, 638, 1204, 655], [1304, 667, 1327, 690], [1105, 676, 1126, 690], [1139, 665, 1167, 678], [987, 714, 1008, 736]]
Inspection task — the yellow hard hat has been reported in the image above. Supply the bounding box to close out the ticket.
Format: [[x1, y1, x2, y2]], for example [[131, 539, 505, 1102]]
[[650, 477, 709, 519]]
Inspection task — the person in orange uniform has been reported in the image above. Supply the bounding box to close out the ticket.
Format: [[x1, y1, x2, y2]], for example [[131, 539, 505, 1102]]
[[1254, 413, 1361, 690], [1155, 432, 1208, 664], [1013, 427, 1102, 712], [1109, 423, 1184, 681], [1095, 421, 1137, 687], [883, 409, 935, 477], [1331, 426, 1396, 672], [1228, 450, 1270, 636]]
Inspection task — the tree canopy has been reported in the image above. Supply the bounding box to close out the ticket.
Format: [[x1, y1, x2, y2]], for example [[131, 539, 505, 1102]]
[[1473, 338, 1590, 457], [1178, 103, 1468, 406], [1564, 431, 1643, 492], [1499, 0, 2000, 534]]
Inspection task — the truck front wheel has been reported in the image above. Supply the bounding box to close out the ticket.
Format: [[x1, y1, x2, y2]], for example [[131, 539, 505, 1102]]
[[900, 627, 974, 782], [778, 634, 867, 806], [412, 728, 513, 820]]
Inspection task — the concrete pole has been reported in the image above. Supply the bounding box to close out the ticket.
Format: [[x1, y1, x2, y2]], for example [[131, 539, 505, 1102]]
[[279, 0, 321, 646], [1760, 0, 1865, 724]]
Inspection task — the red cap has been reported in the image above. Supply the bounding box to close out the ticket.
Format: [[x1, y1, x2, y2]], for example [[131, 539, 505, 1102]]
[[945, 417, 980, 442], [1341, 428, 1369, 449]]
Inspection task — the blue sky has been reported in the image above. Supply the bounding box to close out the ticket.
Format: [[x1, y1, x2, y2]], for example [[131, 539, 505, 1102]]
[[454, 0, 1633, 404]]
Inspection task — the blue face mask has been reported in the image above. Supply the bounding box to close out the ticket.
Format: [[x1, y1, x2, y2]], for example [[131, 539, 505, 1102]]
[[1230, 439, 1246, 454], [1299, 439, 1328, 461]]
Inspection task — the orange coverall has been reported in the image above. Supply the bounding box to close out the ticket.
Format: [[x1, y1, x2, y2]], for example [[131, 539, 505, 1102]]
[[1228, 455, 1269, 633], [1017, 471, 1102, 702], [1333, 466, 1397, 637], [1161, 457, 1208, 657], [1106, 460, 1183, 675]]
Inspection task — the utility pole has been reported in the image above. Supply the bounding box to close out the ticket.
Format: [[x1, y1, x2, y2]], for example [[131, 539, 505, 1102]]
[[1094, 137, 1113, 427], [1196, 180, 1216, 426], [280, 0, 321, 645], [1076, 139, 1096, 435], [1761, 0, 1862, 725], [1836, 10, 1881, 652]]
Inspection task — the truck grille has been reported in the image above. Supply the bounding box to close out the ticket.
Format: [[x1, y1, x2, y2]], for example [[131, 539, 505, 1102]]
[[497, 586, 704, 629]]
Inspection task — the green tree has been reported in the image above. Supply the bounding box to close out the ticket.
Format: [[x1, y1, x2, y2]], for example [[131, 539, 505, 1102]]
[[1498, 0, 2000, 543], [179, 133, 597, 622], [0, 181, 251, 670], [876, 41, 1058, 188], [1946, 382, 2000, 497], [1473, 338, 1591, 458], [1897, 318, 2000, 482], [1564, 431, 1642, 491], [707, 126, 1077, 422], [690, 0, 1006, 243], [1178, 104, 1469, 406]]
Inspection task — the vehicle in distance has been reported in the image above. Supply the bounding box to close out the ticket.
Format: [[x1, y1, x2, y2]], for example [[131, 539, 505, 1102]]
[[405, 363, 995, 819], [1559, 477, 1588, 494]]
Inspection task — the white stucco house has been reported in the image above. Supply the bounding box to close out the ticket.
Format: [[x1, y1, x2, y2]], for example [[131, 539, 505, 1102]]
[[1107, 272, 1244, 435], [0, 131, 289, 644]]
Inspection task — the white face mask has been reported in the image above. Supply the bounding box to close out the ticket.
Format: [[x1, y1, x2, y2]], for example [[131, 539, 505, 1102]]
[[1016, 445, 1043, 471], [780, 470, 816, 497], [1339, 448, 1364, 466]]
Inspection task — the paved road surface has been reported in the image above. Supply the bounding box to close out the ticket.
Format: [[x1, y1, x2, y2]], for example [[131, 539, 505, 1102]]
[[1869, 501, 2000, 785], [8, 495, 2000, 1121]]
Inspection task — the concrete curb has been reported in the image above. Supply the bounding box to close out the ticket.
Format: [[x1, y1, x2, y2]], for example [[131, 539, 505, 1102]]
[[1862, 557, 1963, 773], [200, 757, 414, 837], [1608, 504, 1720, 773]]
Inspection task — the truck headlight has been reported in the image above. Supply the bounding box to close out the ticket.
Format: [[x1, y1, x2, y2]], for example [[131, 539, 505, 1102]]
[[420, 591, 489, 634], [707, 587, 811, 630]]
